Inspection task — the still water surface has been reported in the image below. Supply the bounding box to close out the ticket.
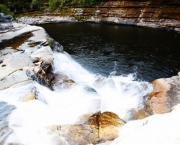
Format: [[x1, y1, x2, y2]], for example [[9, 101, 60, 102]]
[[42, 23, 180, 81]]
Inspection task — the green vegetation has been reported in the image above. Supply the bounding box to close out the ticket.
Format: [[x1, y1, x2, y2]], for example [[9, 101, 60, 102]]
[[74, 16, 83, 21], [1, 0, 104, 12], [47, 38, 54, 49], [0, 4, 14, 16]]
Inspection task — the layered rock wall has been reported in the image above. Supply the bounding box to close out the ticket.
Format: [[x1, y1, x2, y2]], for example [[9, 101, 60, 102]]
[[31, 0, 180, 31]]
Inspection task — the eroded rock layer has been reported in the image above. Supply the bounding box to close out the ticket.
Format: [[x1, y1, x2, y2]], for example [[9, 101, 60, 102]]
[[17, 0, 180, 32]]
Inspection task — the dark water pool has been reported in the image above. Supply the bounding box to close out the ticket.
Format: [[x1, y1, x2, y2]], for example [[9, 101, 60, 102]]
[[41, 23, 180, 81]]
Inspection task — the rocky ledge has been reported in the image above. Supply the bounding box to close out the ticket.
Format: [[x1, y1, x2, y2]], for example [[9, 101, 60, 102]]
[[17, 0, 180, 32]]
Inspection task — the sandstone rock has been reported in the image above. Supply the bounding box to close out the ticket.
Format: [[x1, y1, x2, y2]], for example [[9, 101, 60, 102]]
[[98, 112, 125, 142], [0, 70, 29, 90], [16, 1, 180, 32], [0, 22, 60, 90], [17, 16, 76, 25], [49, 112, 125, 145], [21, 92, 36, 102], [146, 73, 180, 114], [111, 103, 180, 145]]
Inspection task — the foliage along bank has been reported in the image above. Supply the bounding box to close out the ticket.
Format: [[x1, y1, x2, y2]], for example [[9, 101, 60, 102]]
[[1, 0, 106, 13]]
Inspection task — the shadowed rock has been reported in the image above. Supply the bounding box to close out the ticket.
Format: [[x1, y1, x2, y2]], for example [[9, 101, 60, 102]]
[[0, 13, 13, 23], [0, 102, 16, 143], [0, 102, 16, 122]]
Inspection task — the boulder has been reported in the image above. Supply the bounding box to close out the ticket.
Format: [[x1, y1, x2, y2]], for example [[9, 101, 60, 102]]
[[111, 104, 180, 145], [146, 73, 180, 114], [52, 73, 76, 90], [0, 13, 13, 23], [48, 112, 125, 145]]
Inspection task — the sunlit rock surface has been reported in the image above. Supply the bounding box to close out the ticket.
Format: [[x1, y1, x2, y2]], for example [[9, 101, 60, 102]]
[[0, 21, 58, 90], [147, 73, 180, 114], [16, 0, 180, 32], [17, 16, 76, 24], [47, 112, 125, 145], [111, 104, 180, 145]]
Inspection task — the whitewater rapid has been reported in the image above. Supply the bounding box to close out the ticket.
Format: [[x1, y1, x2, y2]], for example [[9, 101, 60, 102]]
[[0, 51, 152, 145]]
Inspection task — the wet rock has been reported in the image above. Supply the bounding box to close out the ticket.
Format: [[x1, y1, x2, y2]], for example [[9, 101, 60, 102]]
[[53, 41, 64, 52], [0, 13, 13, 23], [146, 73, 180, 114], [52, 73, 76, 90], [21, 92, 36, 102], [0, 122, 13, 143], [0, 102, 16, 122], [0, 102, 16, 143], [49, 112, 125, 145], [0, 23, 13, 32], [98, 112, 125, 142]]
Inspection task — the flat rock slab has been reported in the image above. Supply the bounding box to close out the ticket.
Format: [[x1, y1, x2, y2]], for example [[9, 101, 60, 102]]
[[0, 23, 53, 90]]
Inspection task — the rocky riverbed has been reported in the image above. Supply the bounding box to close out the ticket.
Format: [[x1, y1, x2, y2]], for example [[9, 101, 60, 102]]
[[1, 13, 180, 145]]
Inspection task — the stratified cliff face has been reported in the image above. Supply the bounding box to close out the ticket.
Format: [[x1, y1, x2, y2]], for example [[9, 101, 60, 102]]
[[54, 0, 180, 31]]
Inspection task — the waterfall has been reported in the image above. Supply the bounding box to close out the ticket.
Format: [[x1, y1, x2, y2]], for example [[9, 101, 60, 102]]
[[0, 50, 152, 145]]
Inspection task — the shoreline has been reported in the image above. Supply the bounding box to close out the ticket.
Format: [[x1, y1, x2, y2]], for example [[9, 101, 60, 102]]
[[16, 15, 180, 33]]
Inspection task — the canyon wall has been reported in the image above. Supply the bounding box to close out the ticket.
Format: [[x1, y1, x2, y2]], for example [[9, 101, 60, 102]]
[[42, 0, 180, 31]]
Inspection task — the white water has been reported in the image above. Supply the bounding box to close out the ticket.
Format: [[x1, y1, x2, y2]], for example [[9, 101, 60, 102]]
[[0, 51, 153, 145]]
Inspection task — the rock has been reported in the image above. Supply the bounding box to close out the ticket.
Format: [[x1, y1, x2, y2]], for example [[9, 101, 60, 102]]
[[0, 22, 60, 90], [98, 112, 125, 142], [49, 112, 125, 145], [96, 141, 112, 145], [0, 13, 13, 23], [53, 41, 64, 52], [0, 70, 29, 90], [0, 102, 16, 143], [0, 101, 16, 122], [52, 73, 76, 90], [0, 23, 42, 41], [21, 92, 36, 102], [146, 73, 180, 114], [17, 16, 76, 25], [16, 1, 180, 32], [111, 104, 180, 145]]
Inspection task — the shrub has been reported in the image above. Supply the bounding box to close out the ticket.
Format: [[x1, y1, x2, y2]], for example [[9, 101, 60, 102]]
[[0, 4, 14, 16], [47, 38, 54, 49]]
